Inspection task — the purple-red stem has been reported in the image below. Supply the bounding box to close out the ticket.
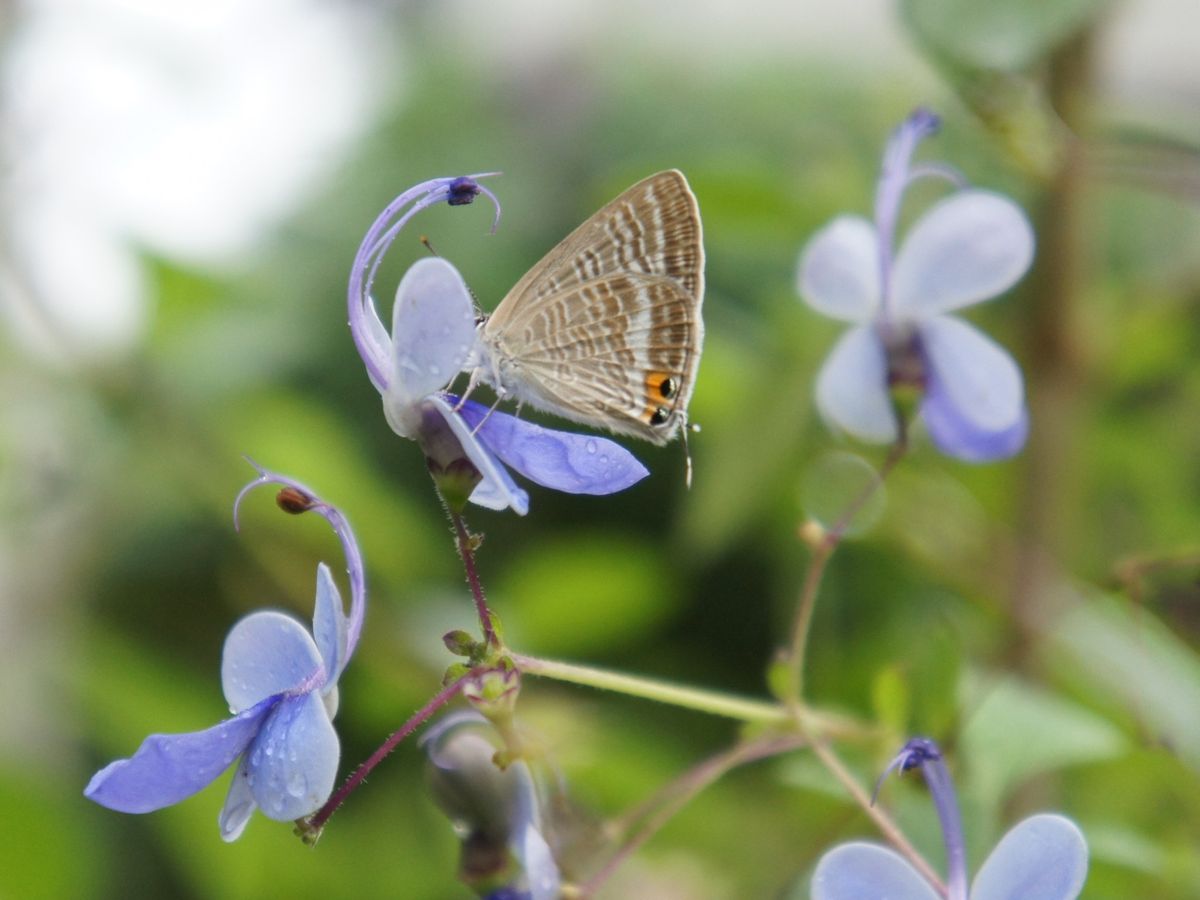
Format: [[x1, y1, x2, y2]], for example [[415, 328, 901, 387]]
[[304, 669, 481, 834], [449, 509, 498, 648]]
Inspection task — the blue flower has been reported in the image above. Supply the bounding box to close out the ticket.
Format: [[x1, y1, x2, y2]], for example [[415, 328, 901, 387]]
[[349, 177, 648, 515], [812, 738, 1088, 900], [798, 109, 1035, 461], [84, 467, 366, 841], [422, 712, 561, 900]]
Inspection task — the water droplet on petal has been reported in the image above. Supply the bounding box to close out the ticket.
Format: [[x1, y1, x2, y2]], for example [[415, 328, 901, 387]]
[[286, 771, 307, 799], [429, 363, 441, 376], [585, 440, 597, 454]]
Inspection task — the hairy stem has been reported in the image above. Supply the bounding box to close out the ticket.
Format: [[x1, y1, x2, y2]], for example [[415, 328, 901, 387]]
[[302, 670, 479, 837], [449, 508, 498, 648]]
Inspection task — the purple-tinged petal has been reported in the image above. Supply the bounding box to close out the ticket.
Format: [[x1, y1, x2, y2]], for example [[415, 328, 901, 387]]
[[918, 316, 1027, 461], [891, 190, 1034, 318], [221, 610, 324, 713], [427, 395, 530, 515], [386, 258, 478, 414], [971, 814, 1089, 900], [798, 216, 881, 323], [811, 842, 940, 900], [815, 324, 898, 444], [84, 695, 280, 814], [312, 562, 349, 687], [924, 396, 1028, 462], [459, 401, 649, 495], [219, 757, 257, 842], [245, 692, 339, 822]]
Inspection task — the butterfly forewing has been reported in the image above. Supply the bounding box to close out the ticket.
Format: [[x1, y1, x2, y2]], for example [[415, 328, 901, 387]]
[[479, 170, 704, 444]]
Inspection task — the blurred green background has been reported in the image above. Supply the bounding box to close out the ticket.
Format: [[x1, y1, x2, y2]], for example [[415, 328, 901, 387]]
[[3, 1, 1200, 897]]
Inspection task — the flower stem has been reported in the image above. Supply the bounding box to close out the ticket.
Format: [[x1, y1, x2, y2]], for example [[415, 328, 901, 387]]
[[300, 670, 479, 839], [448, 508, 498, 649], [807, 737, 947, 894], [781, 439, 907, 704], [511, 657, 868, 739]]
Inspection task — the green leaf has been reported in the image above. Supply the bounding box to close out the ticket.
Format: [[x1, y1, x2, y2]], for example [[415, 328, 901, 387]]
[[1048, 591, 1200, 770], [959, 670, 1128, 814]]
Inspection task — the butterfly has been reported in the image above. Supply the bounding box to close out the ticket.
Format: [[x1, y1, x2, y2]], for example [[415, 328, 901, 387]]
[[468, 170, 705, 447]]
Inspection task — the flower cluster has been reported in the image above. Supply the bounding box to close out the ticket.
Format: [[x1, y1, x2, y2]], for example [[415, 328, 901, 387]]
[[799, 108, 1034, 461], [85, 466, 365, 840]]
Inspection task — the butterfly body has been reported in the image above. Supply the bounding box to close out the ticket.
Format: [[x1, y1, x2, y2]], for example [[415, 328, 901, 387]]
[[473, 170, 705, 446]]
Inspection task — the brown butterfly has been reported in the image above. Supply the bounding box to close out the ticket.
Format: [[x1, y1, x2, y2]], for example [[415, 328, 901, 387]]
[[469, 170, 705, 446]]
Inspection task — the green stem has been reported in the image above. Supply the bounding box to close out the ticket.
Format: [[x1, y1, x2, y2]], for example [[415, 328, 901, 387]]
[[512, 652, 788, 724], [782, 439, 907, 704], [512, 652, 868, 740]]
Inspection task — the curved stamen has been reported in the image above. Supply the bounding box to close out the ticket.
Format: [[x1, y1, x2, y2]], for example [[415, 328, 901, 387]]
[[873, 108, 941, 319], [347, 174, 502, 389], [233, 459, 368, 663]]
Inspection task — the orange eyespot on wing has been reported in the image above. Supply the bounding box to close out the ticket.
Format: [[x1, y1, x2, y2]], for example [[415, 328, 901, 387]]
[[642, 371, 682, 427]]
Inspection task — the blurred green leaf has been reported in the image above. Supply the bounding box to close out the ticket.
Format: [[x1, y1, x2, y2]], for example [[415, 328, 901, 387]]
[[960, 670, 1128, 815], [1049, 591, 1200, 769], [901, 0, 1110, 70]]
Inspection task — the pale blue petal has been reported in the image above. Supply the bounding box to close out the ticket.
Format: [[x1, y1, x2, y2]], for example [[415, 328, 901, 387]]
[[919, 316, 1024, 434], [218, 757, 257, 842], [389, 258, 479, 405], [459, 401, 649, 495], [798, 216, 882, 323], [245, 692, 339, 822], [891, 190, 1034, 318], [221, 611, 325, 713], [521, 822, 562, 900], [311, 563, 348, 687], [971, 814, 1089, 900], [811, 842, 940, 900], [427, 395, 530, 515], [815, 325, 898, 443], [84, 695, 279, 814]]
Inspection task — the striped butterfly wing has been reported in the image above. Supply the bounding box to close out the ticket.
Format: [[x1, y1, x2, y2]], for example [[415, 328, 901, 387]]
[[490, 273, 701, 444], [482, 170, 704, 443]]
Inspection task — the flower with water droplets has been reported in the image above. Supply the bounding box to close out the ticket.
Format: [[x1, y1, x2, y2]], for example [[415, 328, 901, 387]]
[[798, 108, 1035, 461], [350, 176, 648, 515], [811, 738, 1088, 900], [422, 712, 561, 900], [84, 465, 366, 841]]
